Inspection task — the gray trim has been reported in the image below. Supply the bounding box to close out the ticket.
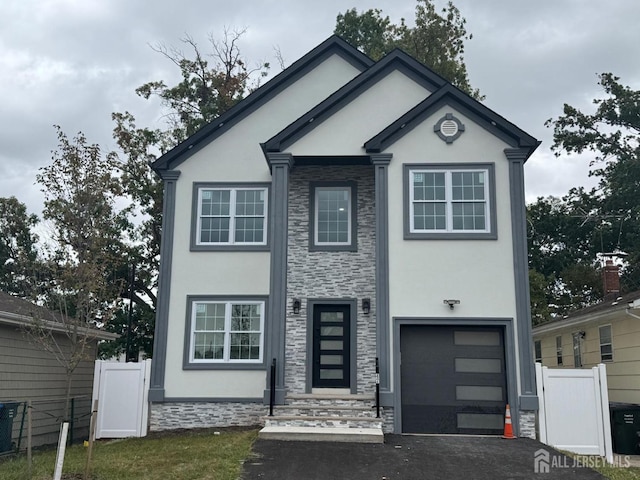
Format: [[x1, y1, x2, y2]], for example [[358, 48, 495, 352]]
[[365, 84, 539, 156], [434, 113, 465, 143], [263, 50, 448, 153], [162, 397, 264, 403], [392, 317, 519, 435], [189, 182, 271, 251], [505, 148, 538, 410], [309, 181, 358, 252], [264, 153, 293, 404], [182, 295, 269, 370], [152, 35, 373, 172], [402, 163, 498, 240], [371, 153, 392, 393], [149, 170, 181, 403], [305, 298, 358, 394]]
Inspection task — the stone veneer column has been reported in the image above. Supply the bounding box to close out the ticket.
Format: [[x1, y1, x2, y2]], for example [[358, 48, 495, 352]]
[[371, 153, 392, 397], [265, 153, 293, 404], [149, 169, 181, 402], [505, 148, 538, 420]]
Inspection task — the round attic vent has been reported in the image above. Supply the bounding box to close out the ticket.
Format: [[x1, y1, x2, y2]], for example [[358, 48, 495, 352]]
[[440, 119, 459, 137], [434, 113, 465, 143]]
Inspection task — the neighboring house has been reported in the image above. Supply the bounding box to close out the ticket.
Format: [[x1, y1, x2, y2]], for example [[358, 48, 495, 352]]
[[149, 35, 541, 439], [533, 262, 640, 404], [0, 291, 118, 448]]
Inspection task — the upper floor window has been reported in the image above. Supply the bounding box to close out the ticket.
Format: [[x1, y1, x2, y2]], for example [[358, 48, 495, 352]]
[[599, 325, 613, 362], [556, 335, 563, 366], [572, 332, 583, 367], [188, 299, 265, 365], [310, 182, 357, 251], [191, 183, 269, 250], [404, 164, 496, 240]]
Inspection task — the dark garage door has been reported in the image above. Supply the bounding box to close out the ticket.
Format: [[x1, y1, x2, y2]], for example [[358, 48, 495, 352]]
[[400, 325, 507, 434]]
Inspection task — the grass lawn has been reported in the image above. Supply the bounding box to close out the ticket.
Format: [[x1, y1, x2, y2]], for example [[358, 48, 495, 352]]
[[0, 427, 259, 480]]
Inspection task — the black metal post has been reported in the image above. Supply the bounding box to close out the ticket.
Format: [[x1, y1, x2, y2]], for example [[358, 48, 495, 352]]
[[69, 397, 75, 445], [269, 358, 276, 416], [375, 357, 380, 418]]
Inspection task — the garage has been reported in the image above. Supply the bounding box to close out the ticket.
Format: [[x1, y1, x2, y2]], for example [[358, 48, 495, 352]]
[[400, 325, 507, 434]]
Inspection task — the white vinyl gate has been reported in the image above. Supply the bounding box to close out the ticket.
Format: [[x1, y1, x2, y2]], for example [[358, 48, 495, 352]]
[[536, 363, 613, 463], [92, 359, 151, 439]]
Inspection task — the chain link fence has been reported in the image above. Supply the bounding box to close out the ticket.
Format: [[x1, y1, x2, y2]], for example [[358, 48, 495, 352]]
[[0, 396, 92, 455]]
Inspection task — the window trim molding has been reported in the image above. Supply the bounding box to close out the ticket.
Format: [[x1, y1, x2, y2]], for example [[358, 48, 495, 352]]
[[309, 181, 358, 252], [403, 163, 497, 240], [190, 182, 271, 251], [183, 295, 269, 370], [599, 324, 613, 363]]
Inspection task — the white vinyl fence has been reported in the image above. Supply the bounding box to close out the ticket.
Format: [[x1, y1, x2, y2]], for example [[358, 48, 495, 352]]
[[536, 363, 613, 463], [91, 359, 150, 439]]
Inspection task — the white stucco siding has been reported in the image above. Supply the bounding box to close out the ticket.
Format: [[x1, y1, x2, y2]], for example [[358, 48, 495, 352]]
[[164, 370, 267, 398], [387, 105, 518, 319], [288, 70, 431, 156], [163, 53, 363, 398]]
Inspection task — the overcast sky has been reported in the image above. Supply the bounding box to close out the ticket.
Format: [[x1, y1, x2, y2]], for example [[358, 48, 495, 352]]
[[1, 0, 638, 218]]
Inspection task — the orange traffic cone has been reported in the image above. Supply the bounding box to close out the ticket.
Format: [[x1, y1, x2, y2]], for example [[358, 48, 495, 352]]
[[502, 404, 516, 439]]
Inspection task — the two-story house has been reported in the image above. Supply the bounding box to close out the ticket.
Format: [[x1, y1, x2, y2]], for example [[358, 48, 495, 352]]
[[148, 35, 540, 441]]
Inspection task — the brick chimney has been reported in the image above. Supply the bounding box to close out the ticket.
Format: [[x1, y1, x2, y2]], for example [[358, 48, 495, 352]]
[[603, 260, 620, 301]]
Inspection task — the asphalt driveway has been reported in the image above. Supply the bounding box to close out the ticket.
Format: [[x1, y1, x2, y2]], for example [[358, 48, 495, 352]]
[[242, 435, 606, 479]]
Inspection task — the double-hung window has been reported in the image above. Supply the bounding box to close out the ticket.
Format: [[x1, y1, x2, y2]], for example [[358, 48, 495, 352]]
[[192, 184, 268, 249], [310, 182, 357, 251], [534, 340, 542, 363], [556, 335, 563, 366], [599, 325, 613, 362], [404, 164, 496, 239], [188, 299, 265, 366]]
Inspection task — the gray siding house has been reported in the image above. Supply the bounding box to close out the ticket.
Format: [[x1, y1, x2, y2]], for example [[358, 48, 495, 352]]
[[149, 35, 541, 440], [0, 292, 117, 448]]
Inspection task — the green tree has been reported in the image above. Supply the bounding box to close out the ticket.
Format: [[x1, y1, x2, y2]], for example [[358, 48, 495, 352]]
[[26, 126, 127, 420], [530, 73, 640, 323], [108, 30, 270, 356], [545, 73, 640, 293], [335, 0, 482, 99], [0, 196, 40, 296]]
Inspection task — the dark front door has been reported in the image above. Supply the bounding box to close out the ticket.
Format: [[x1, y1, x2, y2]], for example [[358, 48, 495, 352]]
[[400, 325, 507, 434], [312, 305, 350, 388]]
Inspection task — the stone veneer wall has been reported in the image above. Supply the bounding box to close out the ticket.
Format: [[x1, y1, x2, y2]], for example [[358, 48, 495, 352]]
[[519, 410, 536, 439], [150, 402, 266, 431], [286, 165, 377, 394]]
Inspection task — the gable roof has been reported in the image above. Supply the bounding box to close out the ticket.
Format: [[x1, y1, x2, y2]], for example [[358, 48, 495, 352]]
[[262, 48, 447, 153], [532, 290, 640, 335], [0, 291, 119, 340], [364, 83, 540, 158], [151, 35, 373, 172]]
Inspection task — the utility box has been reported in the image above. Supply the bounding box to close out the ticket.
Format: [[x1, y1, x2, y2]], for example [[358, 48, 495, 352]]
[[0, 402, 20, 454], [610, 403, 640, 455]]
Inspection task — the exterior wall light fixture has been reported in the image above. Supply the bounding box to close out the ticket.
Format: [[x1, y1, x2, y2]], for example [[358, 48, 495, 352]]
[[443, 299, 460, 310], [292, 298, 301, 315], [362, 298, 371, 315]]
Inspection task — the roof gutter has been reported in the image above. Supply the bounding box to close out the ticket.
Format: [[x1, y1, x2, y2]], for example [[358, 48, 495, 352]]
[[0, 311, 120, 341], [627, 299, 640, 320]]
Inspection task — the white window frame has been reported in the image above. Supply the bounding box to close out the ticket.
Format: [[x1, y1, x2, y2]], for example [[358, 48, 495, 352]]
[[196, 187, 268, 246], [314, 186, 351, 246], [409, 168, 491, 234], [190, 300, 265, 364], [599, 324, 613, 362], [572, 332, 583, 368]]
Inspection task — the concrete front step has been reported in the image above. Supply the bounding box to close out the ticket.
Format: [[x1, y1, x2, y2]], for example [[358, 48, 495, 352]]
[[259, 425, 384, 443], [264, 415, 383, 429], [274, 405, 380, 417]]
